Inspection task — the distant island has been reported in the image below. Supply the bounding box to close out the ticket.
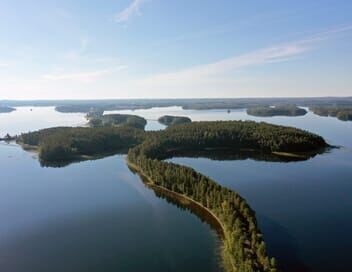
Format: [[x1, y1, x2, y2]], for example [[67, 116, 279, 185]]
[[310, 106, 352, 121], [2, 97, 352, 120], [88, 113, 147, 129], [247, 105, 307, 117], [158, 115, 192, 126], [0, 106, 15, 113]]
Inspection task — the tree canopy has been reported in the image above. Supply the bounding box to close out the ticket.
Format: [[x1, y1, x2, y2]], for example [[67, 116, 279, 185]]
[[18, 119, 328, 271], [247, 105, 307, 117], [158, 115, 192, 126]]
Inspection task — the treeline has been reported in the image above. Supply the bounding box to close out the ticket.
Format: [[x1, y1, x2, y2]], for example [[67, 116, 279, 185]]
[[247, 105, 307, 117], [18, 120, 327, 165], [88, 114, 147, 129], [158, 115, 192, 126], [310, 106, 352, 121], [128, 155, 276, 271], [18, 126, 145, 163], [143, 121, 327, 160]]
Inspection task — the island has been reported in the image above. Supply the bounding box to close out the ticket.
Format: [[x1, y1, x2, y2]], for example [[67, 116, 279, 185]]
[[247, 105, 307, 117], [310, 106, 352, 121], [158, 115, 192, 126], [0, 106, 15, 113], [17, 119, 329, 272], [88, 113, 147, 129]]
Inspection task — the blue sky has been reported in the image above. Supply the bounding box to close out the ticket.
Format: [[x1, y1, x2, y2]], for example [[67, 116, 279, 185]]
[[0, 0, 351, 99]]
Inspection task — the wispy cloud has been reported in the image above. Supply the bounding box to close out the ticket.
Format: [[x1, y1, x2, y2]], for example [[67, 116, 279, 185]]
[[65, 38, 89, 61], [42, 66, 127, 83], [0, 63, 10, 68], [114, 0, 147, 23], [141, 25, 352, 86]]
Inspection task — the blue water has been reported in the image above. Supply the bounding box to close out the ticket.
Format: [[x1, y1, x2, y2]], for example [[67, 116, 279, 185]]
[[169, 109, 352, 272], [1, 106, 351, 271], [0, 107, 221, 272]]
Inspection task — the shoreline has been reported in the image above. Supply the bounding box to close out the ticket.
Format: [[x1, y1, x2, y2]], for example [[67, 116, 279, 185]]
[[126, 160, 237, 272]]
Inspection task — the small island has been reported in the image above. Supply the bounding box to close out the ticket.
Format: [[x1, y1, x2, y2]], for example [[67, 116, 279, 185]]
[[158, 115, 192, 126], [88, 113, 147, 130], [247, 105, 307, 117], [0, 106, 15, 113], [310, 106, 352, 121]]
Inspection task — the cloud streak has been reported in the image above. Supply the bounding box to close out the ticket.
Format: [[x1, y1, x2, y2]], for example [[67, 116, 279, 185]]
[[114, 0, 147, 23], [141, 25, 352, 86]]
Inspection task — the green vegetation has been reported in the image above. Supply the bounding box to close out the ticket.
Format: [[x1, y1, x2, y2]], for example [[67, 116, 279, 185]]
[[18, 120, 328, 271], [0, 106, 15, 113], [88, 113, 147, 129], [150, 121, 327, 157], [2, 97, 352, 113], [17, 126, 145, 164], [310, 106, 352, 121], [158, 115, 192, 126], [247, 105, 307, 117], [127, 121, 326, 272]]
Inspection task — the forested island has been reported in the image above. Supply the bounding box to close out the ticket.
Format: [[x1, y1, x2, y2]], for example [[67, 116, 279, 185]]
[[310, 106, 352, 121], [88, 113, 147, 129], [247, 105, 307, 117], [158, 115, 192, 126], [1, 97, 352, 116], [17, 119, 328, 271], [17, 126, 144, 165], [0, 106, 15, 113]]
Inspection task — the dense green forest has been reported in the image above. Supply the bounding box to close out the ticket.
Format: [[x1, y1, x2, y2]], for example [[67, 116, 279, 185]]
[[310, 106, 352, 121], [18, 120, 327, 164], [150, 121, 327, 158], [247, 105, 307, 117], [0, 106, 15, 113], [88, 113, 147, 129], [18, 126, 145, 164], [158, 115, 192, 126], [127, 121, 326, 271], [18, 119, 328, 271]]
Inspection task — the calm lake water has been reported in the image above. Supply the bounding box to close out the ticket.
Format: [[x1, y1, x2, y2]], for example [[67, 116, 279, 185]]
[[0, 106, 351, 271]]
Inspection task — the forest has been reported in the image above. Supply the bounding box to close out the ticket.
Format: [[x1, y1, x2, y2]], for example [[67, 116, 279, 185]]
[[17, 119, 328, 271], [310, 106, 352, 121], [88, 113, 147, 129], [246, 105, 307, 117], [17, 126, 145, 164], [126, 122, 326, 271], [158, 115, 192, 126], [18, 119, 327, 164]]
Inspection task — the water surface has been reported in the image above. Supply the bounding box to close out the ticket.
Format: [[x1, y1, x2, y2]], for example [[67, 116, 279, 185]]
[[1, 106, 351, 271], [0, 143, 222, 272]]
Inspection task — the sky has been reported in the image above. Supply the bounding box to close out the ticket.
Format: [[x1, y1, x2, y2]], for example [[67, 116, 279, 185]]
[[0, 0, 352, 99]]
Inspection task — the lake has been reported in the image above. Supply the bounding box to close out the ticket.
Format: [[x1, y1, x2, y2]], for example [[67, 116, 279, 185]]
[[0, 106, 351, 271]]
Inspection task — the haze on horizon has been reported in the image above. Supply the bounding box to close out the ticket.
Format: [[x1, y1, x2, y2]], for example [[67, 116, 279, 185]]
[[0, 0, 351, 100]]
